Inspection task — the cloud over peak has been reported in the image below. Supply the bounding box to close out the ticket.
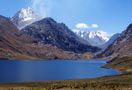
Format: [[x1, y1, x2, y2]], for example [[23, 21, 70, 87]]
[[91, 24, 99, 28], [76, 23, 89, 29], [76, 23, 99, 29]]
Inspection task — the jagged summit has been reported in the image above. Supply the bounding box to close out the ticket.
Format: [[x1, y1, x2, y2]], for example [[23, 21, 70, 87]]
[[73, 29, 111, 47], [16, 7, 36, 21], [11, 7, 41, 29]]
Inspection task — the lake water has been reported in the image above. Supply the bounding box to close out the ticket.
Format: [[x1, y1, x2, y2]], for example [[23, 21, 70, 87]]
[[0, 60, 119, 83]]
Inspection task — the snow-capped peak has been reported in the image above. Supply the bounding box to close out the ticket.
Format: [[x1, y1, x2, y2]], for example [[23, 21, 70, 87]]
[[18, 7, 36, 21], [11, 7, 41, 29], [88, 31, 110, 41], [73, 29, 111, 47]]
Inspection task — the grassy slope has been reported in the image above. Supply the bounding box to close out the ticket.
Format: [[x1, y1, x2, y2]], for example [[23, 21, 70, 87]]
[[104, 57, 132, 72], [0, 73, 132, 90]]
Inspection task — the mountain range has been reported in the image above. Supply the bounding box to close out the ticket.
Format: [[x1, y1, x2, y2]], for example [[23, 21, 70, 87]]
[[11, 7, 114, 48], [1, 7, 131, 63], [11, 7, 100, 53], [0, 8, 102, 60], [73, 29, 111, 47], [20, 17, 100, 53], [1, 15, 89, 60]]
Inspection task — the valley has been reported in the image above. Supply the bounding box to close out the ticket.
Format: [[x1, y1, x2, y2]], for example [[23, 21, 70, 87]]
[[0, 6, 132, 90]]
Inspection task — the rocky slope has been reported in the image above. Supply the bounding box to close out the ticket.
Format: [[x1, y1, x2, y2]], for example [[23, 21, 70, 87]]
[[0, 15, 90, 60], [98, 24, 132, 58], [97, 24, 132, 71], [20, 18, 100, 53]]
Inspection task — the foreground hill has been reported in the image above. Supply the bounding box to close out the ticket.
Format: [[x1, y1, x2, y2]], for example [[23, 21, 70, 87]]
[[0, 73, 132, 90], [0, 15, 91, 60], [99, 24, 132, 58]]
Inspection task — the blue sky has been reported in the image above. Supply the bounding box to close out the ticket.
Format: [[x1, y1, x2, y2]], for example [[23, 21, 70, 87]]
[[0, 0, 132, 34]]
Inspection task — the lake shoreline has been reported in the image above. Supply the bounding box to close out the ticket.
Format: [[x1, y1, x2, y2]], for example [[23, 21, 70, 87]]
[[0, 59, 131, 90]]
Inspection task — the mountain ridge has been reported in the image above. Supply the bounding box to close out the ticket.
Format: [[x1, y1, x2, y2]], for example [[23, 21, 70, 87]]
[[96, 24, 132, 59], [20, 17, 100, 53]]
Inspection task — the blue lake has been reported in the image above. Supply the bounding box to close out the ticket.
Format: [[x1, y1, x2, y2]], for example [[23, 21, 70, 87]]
[[0, 60, 119, 83]]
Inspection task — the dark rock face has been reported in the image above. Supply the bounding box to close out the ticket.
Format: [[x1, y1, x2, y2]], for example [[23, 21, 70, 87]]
[[97, 24, 132, 58], [21, 18, 100, 53]]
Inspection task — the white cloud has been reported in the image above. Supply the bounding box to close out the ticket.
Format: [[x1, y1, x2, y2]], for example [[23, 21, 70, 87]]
[[75, 23, 99, 29], [91, 24, 99, 28], [76, 23, 89, 29], [31, 0, 52, 18]]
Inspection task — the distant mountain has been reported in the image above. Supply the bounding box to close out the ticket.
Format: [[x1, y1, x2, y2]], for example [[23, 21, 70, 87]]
[[11, 7, 41, 29], [101, 33, 121, 49], [73, 30, 111, 47], [0, 15, 88, 60], [97, 24, 132, 58], [20, 17, 100, 53]]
